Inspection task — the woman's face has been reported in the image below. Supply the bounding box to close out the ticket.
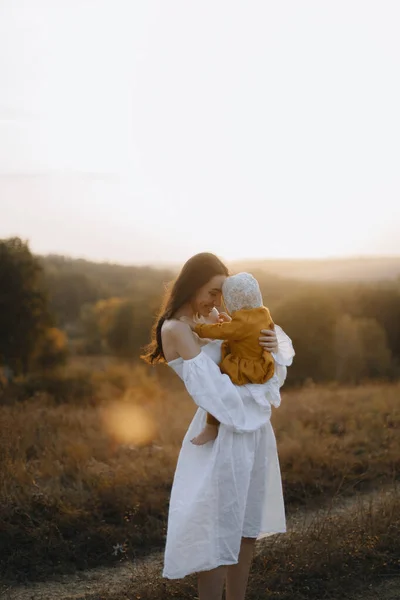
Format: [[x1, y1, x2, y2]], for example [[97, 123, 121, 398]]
[[192, 274, 227, 317]]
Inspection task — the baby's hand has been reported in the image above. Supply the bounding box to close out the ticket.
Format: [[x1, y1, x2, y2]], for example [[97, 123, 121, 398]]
[[217, 312, 232, 323]]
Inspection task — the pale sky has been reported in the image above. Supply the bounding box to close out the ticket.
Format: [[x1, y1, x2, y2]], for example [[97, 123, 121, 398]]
[[1, 0, 399, 265]]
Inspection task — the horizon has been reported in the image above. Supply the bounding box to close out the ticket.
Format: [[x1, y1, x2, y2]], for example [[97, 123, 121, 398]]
[[35, 247, 400, 270]]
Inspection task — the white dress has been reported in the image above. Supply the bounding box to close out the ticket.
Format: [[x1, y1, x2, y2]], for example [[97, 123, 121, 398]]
[[162, 325, 295, 580]]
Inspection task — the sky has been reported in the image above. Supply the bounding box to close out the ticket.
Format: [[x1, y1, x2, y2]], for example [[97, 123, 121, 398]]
[[1, 0, 399, 266]]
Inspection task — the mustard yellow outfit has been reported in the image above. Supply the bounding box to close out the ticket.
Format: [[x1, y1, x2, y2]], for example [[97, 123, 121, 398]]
[[194, 306, 275, 426]]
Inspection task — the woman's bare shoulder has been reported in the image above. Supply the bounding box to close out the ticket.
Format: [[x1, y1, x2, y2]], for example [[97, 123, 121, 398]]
[[161, 320, 184, 362], [162, 319, 201, 361], [162, 318, 191, 338]]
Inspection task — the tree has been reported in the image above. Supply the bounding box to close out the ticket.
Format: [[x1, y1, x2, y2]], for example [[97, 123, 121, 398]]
[[33, 327, 68, 371], [357, 317, 393, 379], [334, 314, 393, 383], [45, 271, 102, 326], [80, 295, 156, 359], [334, 314, 365, 382], [273, 289, 339, 383], [0, 237, 52, 375], [106, 300, 136, 359], [80, 297, 125, 354]]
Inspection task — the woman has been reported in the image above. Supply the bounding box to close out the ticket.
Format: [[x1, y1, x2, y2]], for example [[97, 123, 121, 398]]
[[141, 252, 294, 600]]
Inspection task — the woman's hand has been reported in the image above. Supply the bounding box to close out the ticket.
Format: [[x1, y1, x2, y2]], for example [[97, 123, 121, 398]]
[[259, 324, 278, 353]]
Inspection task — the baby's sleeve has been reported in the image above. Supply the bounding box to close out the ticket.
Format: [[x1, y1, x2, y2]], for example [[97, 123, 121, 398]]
[[194, 319, 242, 341]]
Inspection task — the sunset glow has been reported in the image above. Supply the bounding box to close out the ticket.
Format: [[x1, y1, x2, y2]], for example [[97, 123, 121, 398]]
[[1, 1, 399, 264]]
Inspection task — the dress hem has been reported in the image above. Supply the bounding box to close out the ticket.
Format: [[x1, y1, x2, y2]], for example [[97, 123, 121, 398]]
[[162, 528, 287, 580], [163, 557, 245, 580]]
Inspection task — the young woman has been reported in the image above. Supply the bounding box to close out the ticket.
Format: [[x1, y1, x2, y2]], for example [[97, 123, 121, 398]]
[[141, 252, 295, 600]]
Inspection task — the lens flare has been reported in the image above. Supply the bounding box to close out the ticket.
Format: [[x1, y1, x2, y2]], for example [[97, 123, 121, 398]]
[[101, 402, 157, 446]]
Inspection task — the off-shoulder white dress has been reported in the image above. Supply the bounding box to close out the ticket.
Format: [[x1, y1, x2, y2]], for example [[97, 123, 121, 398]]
[[162, 325, 295, 580]]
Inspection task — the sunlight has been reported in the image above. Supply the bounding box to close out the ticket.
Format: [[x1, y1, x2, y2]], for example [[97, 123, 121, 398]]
[[101, 402, 157, 447], [1, 1, 399, 263]]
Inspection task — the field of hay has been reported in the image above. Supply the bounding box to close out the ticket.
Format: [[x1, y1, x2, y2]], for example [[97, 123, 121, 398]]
[[0, 361, 399, 598]]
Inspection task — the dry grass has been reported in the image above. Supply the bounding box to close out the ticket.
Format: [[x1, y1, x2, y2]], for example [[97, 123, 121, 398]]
[[274, 381, 399, 503], [94, 485, 400, 600], [0, 361, 399, 584]]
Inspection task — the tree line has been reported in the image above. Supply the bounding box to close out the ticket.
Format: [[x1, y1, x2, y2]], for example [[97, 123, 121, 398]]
[[1, 237, 399, 384]]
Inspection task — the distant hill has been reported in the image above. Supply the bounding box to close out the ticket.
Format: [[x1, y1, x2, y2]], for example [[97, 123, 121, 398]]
[[38, 253, 400, 284], [229, 256, 400, 282]]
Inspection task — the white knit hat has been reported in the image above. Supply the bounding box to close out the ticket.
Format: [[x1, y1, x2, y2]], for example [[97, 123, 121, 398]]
[[222, 272, 263, 314]]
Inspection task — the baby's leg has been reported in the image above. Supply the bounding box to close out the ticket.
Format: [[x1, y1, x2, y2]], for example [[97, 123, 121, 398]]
[[191, 412, 219, 445]]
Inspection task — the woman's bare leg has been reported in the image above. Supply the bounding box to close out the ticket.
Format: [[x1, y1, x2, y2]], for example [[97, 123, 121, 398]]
[[197, 565, 227, 600], [225, 537, 257, 600]]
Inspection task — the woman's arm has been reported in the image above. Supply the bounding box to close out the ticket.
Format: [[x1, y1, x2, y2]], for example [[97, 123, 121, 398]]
[[169, 320, 269, 432], [182, 351, 270, 433]]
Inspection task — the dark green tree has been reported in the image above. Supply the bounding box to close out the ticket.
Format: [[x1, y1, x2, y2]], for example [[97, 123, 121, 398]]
[[45, 271, 102, 326], [106, 300, 136, 359], [273, 289, 340, 383], [0, 237, 52, 376]]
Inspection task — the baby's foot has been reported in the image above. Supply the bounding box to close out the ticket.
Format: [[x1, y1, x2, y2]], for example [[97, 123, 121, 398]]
[[191, 424, 218, 445]]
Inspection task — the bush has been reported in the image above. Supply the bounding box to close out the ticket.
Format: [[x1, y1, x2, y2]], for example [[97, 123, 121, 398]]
[[33, 327, 69, 371], [20, 371, 95, 404]]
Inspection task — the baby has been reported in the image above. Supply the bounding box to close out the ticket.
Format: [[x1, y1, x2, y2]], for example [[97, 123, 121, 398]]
[[187, 272, 276, 445]]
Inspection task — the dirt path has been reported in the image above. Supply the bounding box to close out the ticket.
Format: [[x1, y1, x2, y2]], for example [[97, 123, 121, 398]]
[[1, 483, 398, 600]]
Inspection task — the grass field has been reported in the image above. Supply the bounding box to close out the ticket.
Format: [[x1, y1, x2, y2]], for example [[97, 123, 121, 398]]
[[88, 485, 400, 600], [0, 361, 399, 593]]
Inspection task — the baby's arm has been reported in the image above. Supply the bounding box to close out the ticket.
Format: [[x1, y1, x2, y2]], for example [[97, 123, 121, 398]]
[[194, 319, 243, 341]]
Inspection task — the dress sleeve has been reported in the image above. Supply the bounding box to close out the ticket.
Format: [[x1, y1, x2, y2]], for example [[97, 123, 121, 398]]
[[271, 324, 295, 367], [181, 350, 270, 433]]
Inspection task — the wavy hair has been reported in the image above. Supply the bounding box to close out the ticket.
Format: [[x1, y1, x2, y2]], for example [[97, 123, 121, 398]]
[[140, 252, 229, 364]]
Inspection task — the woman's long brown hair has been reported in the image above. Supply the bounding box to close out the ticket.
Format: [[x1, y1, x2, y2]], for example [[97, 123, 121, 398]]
[[140, 252, 229, 364]]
